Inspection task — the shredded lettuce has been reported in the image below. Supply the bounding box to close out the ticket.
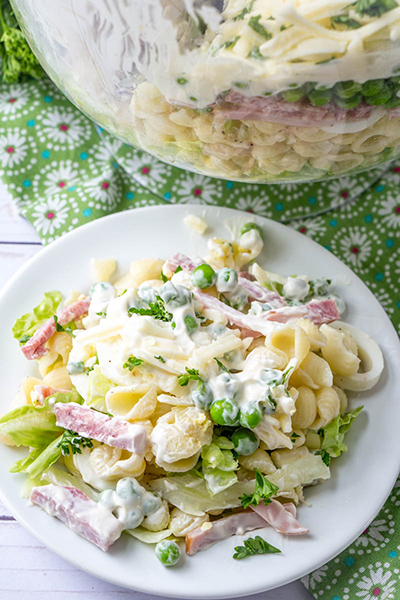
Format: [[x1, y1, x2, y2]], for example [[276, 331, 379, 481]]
[[201, 437, 238, 495], [86, 365, 115, 410], [11, 436, 62, 478], [320, 406, 364, 458], [47, 388, 84, 406], [127, 528, 173, 544], [42, 466, 98, 500], [12, 291, 62, 343], [10, 447, 44, 473], [0, 405, 62, 447]]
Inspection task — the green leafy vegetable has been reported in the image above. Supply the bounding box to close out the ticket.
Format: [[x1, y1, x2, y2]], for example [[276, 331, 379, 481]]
[[10, 447, 44, 473], [175, 265, 183, 274], [239, 468, 279, 509], [12, 290, 62, 343], [220, 36, 240, 50], [233, 536, 281, 560], [0, 1, 44, 83], [178, 368, 203, 387], [201, 439, 239, 495], [86, 365, 115, 409], [123, 356, 144, 371], [57, 429, 93, 456], [233, 0, 255, 21], [47, 388, 84, 406], [25, 436, 63, 478], [248, 46, 267, 60], [316, 449, 331, 466], [331, 15, 362, 28], [53, 315, 76, 335], [214, 358, 231, 373], [354, 0, 397, 17], [128, 296, 172, 322], [160, 272, 168, 283], [0, 404, 62, 447], [319, 406, 363, 458], [248, 15, 272, 40], [154, 355, 166, 363]]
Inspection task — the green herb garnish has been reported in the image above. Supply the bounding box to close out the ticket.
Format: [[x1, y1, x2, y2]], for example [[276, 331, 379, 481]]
[[233, 0, 255, 21], [354, 0, 397, 17], [128, 296, 173, 322], [233, 536, 281, 560], [214, 358, 231, 373], [248, 15, 272, 40], [239, 468, 279, 509], [57, 430, 93, 456], [331, 15, 362, 29], [178, 368, 203, 387], [160, 272, 168, 283], [123, 356, 144, 371], [154, 355, 166, 363]]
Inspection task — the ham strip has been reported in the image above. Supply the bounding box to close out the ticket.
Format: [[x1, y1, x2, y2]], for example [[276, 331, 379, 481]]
[[303, 298, 340, 324], [164, 253, 199, 275], [215, 91, 374, 127], [250, 499, 309, 535], [33, 384, 70, 405], [54, 402, 148, 454], [30, 484, 123, 551], [21, 297, 91, 360], [186, 511, 267, 555]]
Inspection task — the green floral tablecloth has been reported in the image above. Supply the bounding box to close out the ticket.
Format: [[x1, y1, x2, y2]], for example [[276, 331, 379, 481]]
[[1, 75, 400, 600]]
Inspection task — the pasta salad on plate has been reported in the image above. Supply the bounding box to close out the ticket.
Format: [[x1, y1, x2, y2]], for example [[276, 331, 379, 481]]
[[0, 215, 384, 567]]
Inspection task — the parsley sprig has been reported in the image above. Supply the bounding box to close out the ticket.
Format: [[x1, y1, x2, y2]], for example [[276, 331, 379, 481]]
[[239, 468, 279, 510], [57, 430, 93, 456], [248, 15, 272, 40], [233, 536, 281, 560], [123, 356, 144, 371], [354, 0, 397, 17], [53, 315, 76, 336], [178, 368, 203, 387], [127, 296, 172, 322]]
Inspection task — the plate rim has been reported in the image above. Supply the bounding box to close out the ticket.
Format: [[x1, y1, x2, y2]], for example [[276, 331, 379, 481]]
[[0, 204, 399, 598]]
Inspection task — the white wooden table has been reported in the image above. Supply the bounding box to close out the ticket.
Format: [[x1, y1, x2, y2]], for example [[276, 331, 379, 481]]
[[0, 185, 313, 600]]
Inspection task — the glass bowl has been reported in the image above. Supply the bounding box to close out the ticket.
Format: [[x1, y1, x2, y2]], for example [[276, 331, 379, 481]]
[[11, 0, 400, 184]]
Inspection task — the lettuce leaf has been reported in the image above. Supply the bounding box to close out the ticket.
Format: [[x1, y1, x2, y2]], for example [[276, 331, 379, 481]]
[[42, 466, 98, 500], [12, 291, 62, 343], [203, 466, 238, 495], [320, 406, 363, 458], [47, 388, 84, 406], [0, 405, 62, 447], [201, 439, 238, 495], [25, 436, 63, 479], [127, 528, 173, 544], [10, 447, 44, 473], [86, 365, 115, 411]]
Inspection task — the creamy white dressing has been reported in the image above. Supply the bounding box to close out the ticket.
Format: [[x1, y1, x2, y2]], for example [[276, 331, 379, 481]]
[[283, 276, 310, 301]]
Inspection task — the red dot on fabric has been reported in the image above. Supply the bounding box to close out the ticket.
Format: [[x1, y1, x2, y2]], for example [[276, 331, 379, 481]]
[[341, 191, 349, 198], [58, 181, 66, 188], [193, 187, 202, 196], [395, 206, 400, 214], [363, 527, 369, 534], [299, 227, 307, 233], [372, 588, 381, 596], [6, 146, 14, 153], [394, 166, 400, 172], [141, 166, 150, 174], [59, 124, 69, 131], [351, 246, 359, 254], [101, 181, 110, 190], [8, 98, 16, 103], [46, 212, 55, 219]]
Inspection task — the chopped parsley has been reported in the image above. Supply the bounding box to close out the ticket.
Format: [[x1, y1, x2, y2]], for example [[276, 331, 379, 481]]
[[316, 449, 331, 466], [174, 265, 183, 274], [233, 536, 281, 560], [267, 395, 277, 411], [123, 356, 144, 371], [233, 0, 255, 21], [96, 311, 107, 317], [160, 272, 168, 283], [177, 77, 188, 85], [220, 36, 240, 51], [248, 46, 266, 60], [154, 355, 166, 363], [354, 0, 397, 17], [18, 334, 31, 345], [53, 315, 76, 336], [178, 368, 203, 387], [290, 432, 301, 442], [316, 56, 336, 65], [214, 358, 231, 373], [239, 468, 279, 510], [248, 15, 272, 40], [127, 296, 173, 322], [331, 15, 362, 29], [57, 430, 93, 456]]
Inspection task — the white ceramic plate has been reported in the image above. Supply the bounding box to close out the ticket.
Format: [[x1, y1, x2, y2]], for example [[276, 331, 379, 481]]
[[0, 205, 399, 599]]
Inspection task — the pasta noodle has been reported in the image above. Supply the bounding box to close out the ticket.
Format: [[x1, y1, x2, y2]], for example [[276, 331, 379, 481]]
[[320, 324, 360, 376]]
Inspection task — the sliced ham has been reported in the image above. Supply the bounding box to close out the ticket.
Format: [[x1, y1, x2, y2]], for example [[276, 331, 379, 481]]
[[54, 402, 148, 454], [21, 297, 91, 360], [33, 384, 70, 405], [236, 276, 286, 308], [304, 298, 340, 324], [186, 511, 266, 555], [250, 499, 309, 535], [215, 91, 374, 128], [164, 253, 199, 275], [30, 484, 123, 551]]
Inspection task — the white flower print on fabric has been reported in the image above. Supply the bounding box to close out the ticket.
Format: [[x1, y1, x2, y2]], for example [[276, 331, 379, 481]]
[[356, 565, 396, 599], [290, 216, 326, 239], [336, 227, 373, 269], [373, 290, 395, 316], [0, 84, 31, 116], [90, 137, 124, 169], [31, 196, 70, 236], [234, 194, 271, 216], [301, 565, 329, 591], [326, 176, 363, 205], [122, 152, 170, 187], [355, 513, 395, 551], [172, 173, 220, 205], [42, 161, 80, 196], [0, 129, 28, 167], [37, 107, 92, 149], [83, 171, 120, 209], [376, 195, 400, 235]]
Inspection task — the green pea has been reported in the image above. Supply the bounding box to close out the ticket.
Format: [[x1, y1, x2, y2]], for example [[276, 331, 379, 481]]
[[362, 79, 385, 96], [307, 89, 332, 106], [281, 87, 306, 102], [333, 93, 363, 109], [116, 477, 140, 501], [240, 222, 264, 239], [191, 264, 217, 289], [184, 314, 198, 335], [191, 381, 214, 410], [216, 268, 239, 293], [334, 80, 362, 99], [155, 540, 181, 567], [239, 401, 263, 429], [365, 85, 392, 105], [67, 361, 85, 375], [210, 398, 240, 426], [232, 428, 260, 456]]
